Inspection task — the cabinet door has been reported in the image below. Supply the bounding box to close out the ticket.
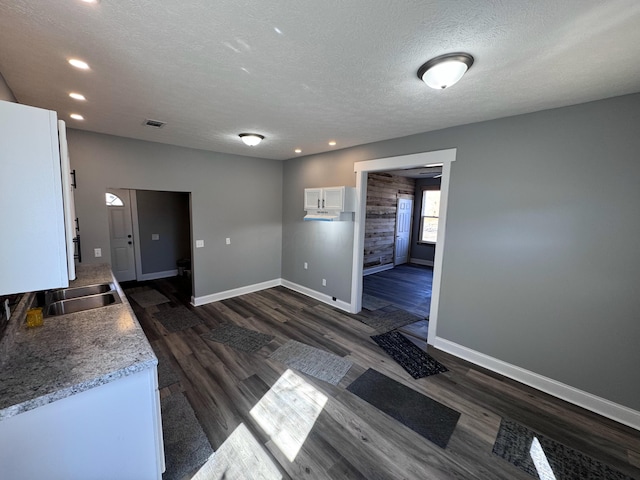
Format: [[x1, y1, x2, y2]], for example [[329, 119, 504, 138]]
[[0, 101, 68, 295], [304, 188, 323, 210], [323, 187, 345, 210]]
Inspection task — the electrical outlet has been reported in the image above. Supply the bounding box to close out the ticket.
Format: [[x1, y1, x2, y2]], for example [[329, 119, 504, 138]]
[[304, 262, 308, 270], [195, 240, 204, 248], [225, 238, 231, 245], [151, 233, 159, 241], [94, 248, 102, 258], [322, 278, 327, 286]]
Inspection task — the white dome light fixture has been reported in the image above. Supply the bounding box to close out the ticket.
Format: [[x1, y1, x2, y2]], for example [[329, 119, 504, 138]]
[[239, 133, 264, 146], [417, 53, 474, 90]]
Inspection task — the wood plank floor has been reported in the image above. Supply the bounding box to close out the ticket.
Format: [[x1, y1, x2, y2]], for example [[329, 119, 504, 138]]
[[124, 278, 640, 480]]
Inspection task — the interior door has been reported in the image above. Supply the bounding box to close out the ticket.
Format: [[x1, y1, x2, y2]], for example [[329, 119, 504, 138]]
[[394, 197, 413, 265], [107, 189, 136, 281]]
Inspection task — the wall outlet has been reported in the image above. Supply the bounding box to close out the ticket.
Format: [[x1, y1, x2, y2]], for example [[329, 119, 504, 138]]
[[304, 262, 308, 270], [195, 240, 204, 248], [322, 278, 327, 286], [94, 248, 102, 258], [225, 238, 231, 245], [151, 233, 159, 241]]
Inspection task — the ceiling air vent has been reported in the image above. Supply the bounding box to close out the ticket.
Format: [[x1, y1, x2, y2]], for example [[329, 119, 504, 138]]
[[144, 119, 166, 128]]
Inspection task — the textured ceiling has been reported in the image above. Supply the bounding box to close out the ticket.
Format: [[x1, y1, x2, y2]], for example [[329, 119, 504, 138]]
[[1, 0, 639, 160]]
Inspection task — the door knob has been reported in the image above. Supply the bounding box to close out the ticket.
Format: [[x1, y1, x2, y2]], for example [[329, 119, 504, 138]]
[[127, 234, 132, 238], [128, 241, 132, 245]]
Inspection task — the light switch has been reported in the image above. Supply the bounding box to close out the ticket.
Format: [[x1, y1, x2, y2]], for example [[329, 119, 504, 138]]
[[304, 262, 308, 270], [195, 240, 204, 248], [225, 238, 231, 245], [94, 248, 102, 258], [322, 278, 327, 286], [151, 233, 159, 241]]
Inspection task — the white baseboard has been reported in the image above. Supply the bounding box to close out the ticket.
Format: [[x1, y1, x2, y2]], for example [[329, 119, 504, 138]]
[[191, 279, 281, 306], [137, 269, 178, 281], [432, 336, 640, 431], [409, 258, 434, 267], [280, 279, 352, 312], [363, 263, 394, 276]]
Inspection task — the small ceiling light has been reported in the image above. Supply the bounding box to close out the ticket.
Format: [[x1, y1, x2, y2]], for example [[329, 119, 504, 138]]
[[70, 113, 84, 120], [417, 52, 474, 90], [69, 92, 86, 101], [81, 0, 100, 3], [294, 149, 302, 154], [239, 133, 264, 146], [328, 141, 337, 146], [68, 58, 90, 70]]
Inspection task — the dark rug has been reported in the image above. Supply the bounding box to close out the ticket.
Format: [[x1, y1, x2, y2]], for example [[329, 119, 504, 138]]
[[153, 306, 203, 332], [129, 289, 170, 308], [161, 392, 214, 480], [155, 350, 180, 389], [362, 293, 392, 311], [202, 323, 274, 353], [270, 340, 353, 385], [493, 418, 634, 480], [371, 330, 448, 379], [346, 368, 460, 448], [357, 309, 424, 334]]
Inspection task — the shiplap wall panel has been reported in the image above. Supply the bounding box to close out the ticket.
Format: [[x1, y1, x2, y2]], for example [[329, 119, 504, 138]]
[[364, 173, 415, 268]]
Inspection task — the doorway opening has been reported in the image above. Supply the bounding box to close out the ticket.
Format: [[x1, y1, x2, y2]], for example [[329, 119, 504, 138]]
[[351, 149, 457, 345], [106, 188, 192, 294]]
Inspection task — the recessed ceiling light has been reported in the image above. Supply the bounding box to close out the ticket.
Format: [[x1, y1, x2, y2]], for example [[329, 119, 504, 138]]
[[417, 53, 474, 90], [70, 113, 84, 120], [80, 0, 100, 3], [328, 141, 336, 146], [69, 92, 86, 101], [239, 133, 264, 146], [294, 149, 302, 154], [68, 58, 90, 70]]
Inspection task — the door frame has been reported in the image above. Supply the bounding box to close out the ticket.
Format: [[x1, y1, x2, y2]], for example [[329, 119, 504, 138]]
[[351, 148, 457, 345]]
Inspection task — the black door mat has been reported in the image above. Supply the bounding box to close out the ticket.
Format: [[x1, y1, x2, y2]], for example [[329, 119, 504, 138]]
[[201, 323, 274, 353], [346, 368, 460, 449], [371, 330, 448, 379], [153, 305, 203, 332], [161, 392, 213, 480], [493, 418, 635, 480], [155, 350, 180, 389]]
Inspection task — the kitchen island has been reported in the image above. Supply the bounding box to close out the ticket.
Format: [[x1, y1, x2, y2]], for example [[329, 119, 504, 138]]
[[0, 264, 164, 479]]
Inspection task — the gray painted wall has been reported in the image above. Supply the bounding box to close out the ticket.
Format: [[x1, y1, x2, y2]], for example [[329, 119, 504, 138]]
[[136, 190, 190, 274], [0, 72, 16, 102], [410, 177, 441, 263], [282, 93, 640, 411], [67, 129, 283, 298]]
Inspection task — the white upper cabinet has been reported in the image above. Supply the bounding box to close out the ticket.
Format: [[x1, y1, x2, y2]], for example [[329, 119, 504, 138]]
[[0, 101, 69, 295], [304, 186, 355, 212]]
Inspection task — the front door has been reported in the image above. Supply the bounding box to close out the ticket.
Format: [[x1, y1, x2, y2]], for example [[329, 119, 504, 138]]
[[106, 189, 136, 281], [394, 197, 413, 265]]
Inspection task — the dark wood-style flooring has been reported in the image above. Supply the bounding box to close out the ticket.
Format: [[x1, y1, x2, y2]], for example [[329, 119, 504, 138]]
[[124, 278, 640, 480]]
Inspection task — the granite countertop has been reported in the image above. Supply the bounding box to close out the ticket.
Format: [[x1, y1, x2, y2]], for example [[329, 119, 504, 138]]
[[0, 264, 157, 420]]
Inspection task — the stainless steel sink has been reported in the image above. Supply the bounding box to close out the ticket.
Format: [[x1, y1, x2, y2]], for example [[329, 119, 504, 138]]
[[45, 283, 115, 303], [45, 292, 122, 317]]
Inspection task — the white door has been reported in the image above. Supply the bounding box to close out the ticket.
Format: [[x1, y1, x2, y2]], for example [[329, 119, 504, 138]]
[[107, 189, 136, 281], [394, 197, 413, 265]]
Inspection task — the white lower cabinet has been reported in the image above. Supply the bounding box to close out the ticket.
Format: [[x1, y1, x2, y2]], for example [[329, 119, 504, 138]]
[[0, 368, 164, 480]]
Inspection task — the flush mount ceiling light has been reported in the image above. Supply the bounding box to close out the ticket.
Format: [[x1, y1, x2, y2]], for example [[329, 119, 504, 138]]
[[417, 53, 474, 90], [239, 133, 264, 146]]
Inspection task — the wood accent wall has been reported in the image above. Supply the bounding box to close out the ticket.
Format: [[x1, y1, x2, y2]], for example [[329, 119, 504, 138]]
[[364, 173, 415, 269]]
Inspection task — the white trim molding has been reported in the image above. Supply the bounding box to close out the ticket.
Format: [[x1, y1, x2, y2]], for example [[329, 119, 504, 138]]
[[281, 280, 352, 312], [138, 269, 178, 281], [409, 258, 434, 267], [432, 336, 640, 431], [191, 279, 281, 306], [363, 263, 394, 276]]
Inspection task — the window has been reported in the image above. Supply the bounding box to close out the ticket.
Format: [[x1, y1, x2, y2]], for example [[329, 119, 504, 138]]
[[105, 192, 123, 206], [420, 189, 440, 243]]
